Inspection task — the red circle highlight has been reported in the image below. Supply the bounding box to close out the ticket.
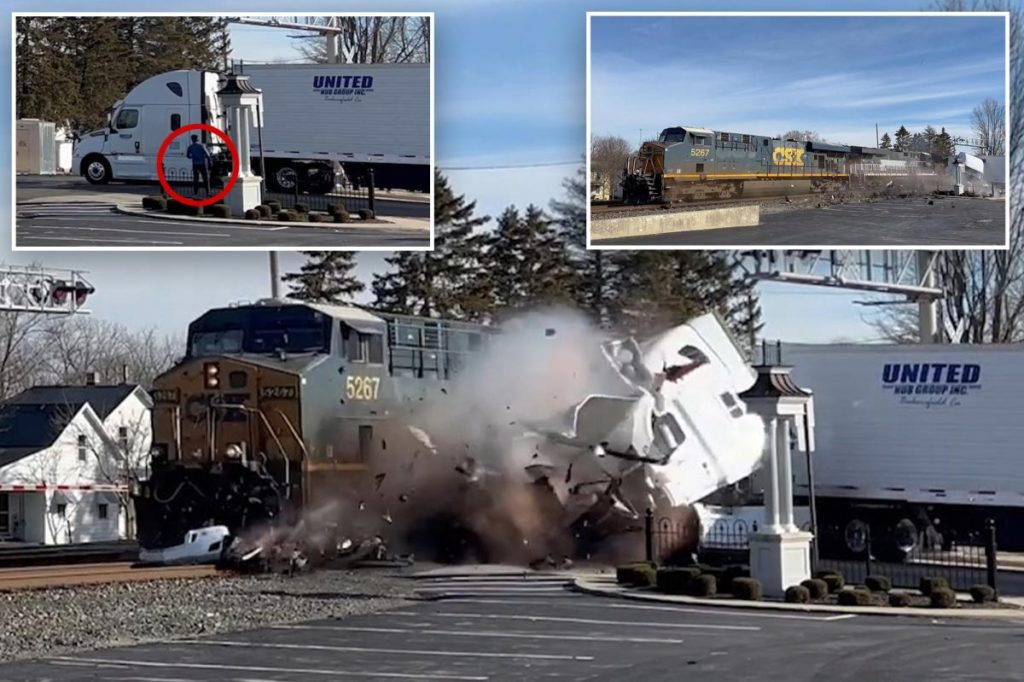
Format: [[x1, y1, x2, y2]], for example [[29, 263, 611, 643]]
[[156, 123, 240, 207]]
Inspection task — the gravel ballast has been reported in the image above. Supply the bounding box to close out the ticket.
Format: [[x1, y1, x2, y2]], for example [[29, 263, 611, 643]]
[[0, 569, 414, 663]]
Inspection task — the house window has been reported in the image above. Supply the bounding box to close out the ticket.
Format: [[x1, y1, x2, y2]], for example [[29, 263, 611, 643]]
[[118, 427, 129, 453], [98, 504, 109, 520], [77, 435, 88, 461], [0, 494, 9, 534]]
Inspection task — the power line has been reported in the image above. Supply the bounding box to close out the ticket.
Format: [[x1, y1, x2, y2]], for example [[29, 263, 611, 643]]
[[441, 160, 580, 171]]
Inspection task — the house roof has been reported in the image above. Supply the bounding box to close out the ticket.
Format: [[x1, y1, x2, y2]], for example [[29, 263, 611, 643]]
[[0, 384, 143, 468]]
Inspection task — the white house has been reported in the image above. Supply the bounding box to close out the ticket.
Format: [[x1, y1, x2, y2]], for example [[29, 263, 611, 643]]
[[0, 383, 152, 545]]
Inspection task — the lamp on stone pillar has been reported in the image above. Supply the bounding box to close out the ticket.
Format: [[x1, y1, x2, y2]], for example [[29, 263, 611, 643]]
[[740, 362, 815, 598], [216, 73, 263, 215]]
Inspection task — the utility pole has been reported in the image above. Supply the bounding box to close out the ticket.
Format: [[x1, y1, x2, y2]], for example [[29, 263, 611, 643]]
[[875, 123, 879, 148], [269, 253, 281, 298], [916, 251, 938, 344]]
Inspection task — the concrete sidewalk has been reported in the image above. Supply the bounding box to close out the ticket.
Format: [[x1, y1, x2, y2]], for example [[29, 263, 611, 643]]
[[573, 575, 1024, 620], [115, 203, 430, 231]]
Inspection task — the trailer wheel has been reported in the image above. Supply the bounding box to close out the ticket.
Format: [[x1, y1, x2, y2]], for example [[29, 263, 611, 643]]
[[843, 518, 869, 555], [82, 155, 111, 185], [270, 166, 300, 192], [873, 517, 918, 563]]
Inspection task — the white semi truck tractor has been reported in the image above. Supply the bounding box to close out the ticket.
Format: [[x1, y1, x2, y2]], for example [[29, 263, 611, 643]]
[[72, 63, 430, 193]]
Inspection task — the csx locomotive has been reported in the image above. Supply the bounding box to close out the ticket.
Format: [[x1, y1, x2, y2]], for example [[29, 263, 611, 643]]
[[623, 125, 939, 203], [133, 298, 494, 550]]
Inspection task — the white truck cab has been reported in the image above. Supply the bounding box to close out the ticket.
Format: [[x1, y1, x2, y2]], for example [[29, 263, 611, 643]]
[[73, 70, 224, 185]]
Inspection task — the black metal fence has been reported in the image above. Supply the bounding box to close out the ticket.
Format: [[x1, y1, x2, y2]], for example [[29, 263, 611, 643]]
[[159, 167, 375, 215], [262, 168, 375, 215], [817, 520, 998, 593], [641, 509, 999, 594]]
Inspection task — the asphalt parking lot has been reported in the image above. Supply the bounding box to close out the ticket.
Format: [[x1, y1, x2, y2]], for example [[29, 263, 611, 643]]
[[3, 572, 1024, 681], [14, 176, 430, 248], [595, 196, 1006, 247]]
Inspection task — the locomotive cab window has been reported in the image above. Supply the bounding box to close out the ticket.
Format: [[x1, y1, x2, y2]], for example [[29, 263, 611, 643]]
[[367, 334, 384, 364], [341, 324, 365, 362], [659, 127, 686, 144], [719, 132, 730, 142]]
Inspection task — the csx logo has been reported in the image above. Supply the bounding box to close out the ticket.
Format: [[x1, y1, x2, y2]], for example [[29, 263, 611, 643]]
[[690, 148, 710, 158], [772, 148, 805, 166]]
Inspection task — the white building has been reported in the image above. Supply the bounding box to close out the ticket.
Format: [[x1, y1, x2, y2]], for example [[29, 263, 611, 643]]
[[0, 383, 152, 545]]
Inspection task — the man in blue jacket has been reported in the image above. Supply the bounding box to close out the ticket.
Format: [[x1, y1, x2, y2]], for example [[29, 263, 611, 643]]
[[186, 134, 211, 196]]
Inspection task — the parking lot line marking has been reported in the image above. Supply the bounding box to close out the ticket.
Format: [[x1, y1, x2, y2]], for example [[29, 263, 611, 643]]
[[19, 235, 185, 245], [21, 224, 232, 238], [436, 599, 856, 621], [181, 639, 595, 661], [823, 614, 858, 621], [273, 624, 685, 644], [48, 658, 487, 680], [386, 611, 760, 631]]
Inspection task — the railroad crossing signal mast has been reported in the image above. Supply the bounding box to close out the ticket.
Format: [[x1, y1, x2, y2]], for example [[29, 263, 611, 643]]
[[0, 265, 94, 315], [736, 250, 943, 343]]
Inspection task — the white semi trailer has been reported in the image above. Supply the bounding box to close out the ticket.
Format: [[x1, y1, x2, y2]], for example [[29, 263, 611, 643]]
[[71, 63, 430, 193], [783, 342, 1024, 557]]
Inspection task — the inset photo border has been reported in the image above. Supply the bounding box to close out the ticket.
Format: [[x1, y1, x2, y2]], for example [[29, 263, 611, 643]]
[[12, 12, 435, 251], [586, 11, 1010, 251]]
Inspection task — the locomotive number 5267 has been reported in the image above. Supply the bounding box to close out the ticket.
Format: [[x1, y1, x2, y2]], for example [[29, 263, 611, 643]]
[[346, 375, 381, 401]]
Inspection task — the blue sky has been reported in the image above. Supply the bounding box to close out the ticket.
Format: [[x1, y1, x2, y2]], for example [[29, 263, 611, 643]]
[[2, 0, 1006, 345], [591, 14, 1007, 148]]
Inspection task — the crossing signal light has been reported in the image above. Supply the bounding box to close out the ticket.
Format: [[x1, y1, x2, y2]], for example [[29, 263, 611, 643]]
[[204, 362, 220, 389], [50, 280, 95, 306]]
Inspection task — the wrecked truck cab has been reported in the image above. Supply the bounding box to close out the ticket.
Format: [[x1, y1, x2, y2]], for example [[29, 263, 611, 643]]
[[539, 313, 765, 510], [137, 525, 231, 566]]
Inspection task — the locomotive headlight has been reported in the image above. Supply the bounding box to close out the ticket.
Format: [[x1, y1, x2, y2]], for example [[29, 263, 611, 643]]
[[203, 362, 221, 389], [225, 443, 243, 459]]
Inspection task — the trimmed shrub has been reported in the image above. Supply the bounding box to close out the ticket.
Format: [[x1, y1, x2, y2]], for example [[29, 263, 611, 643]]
[[616, 563, 657, 587], [294, 202, 310, 214], [969, 584, 996, 604], [358, 208, 375, 220], [307, 213, 324, 223], [276, 210, 295, 222], [656, 567, 700, 595], [731, 577, 762, 601], [865, 575, 892, 593], [266, 200, 281, 212], [785, 585, 811, 604], [167, 199, 202, 216], [328, 203, 348, 216], [821, 573, 845, 594], [929, 587, 957, 608], [837, 588, 872, 606], [142, 195, 167, 211], [688, 574, 717, 598], [720, 565, 749, 593], [333, 208, 351, 223], [888, 592, 912, 608], [209, 204, 231, 219], [257, 204, 273, 219], [919, 576, 950, 597], [801, 578, 828, 601], [244, 208, 260, 220]]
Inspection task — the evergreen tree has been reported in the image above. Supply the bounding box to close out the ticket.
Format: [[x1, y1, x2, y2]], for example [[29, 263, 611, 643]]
[[372, 171, 488, 318], [283, 252, 365, 304], [610, 251, 761, 345], [879, 133, 892, 149], [893, 125, 912, 152], [550, 167, 621, 326], [933, 127, 955, 159]]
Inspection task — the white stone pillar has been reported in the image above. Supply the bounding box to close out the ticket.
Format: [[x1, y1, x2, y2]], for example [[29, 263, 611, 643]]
[[764, 417, 782, 533], [238, 107, 251, 177], [778, 417, 797, 532]]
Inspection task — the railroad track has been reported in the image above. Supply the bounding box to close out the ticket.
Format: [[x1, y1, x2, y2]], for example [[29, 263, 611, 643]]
[[0, 541, 138, 569], [0, 561, 226, 591]]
